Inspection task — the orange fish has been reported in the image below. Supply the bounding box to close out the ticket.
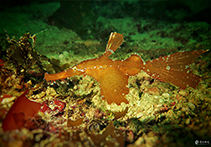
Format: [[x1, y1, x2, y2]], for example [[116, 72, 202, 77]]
[[44, 32, 207, 105]]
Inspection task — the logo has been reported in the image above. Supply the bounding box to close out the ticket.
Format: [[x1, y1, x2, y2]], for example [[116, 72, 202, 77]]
[[195, 140, 210, 146], [195, 140, 199, 145]]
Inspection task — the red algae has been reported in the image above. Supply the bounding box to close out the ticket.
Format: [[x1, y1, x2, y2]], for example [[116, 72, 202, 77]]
[[2, 90, 42, 131], [0, 59, 4, 66]]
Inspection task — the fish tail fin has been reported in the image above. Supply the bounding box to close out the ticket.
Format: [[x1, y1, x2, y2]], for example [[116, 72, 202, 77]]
[[143, 50, 207, 89]]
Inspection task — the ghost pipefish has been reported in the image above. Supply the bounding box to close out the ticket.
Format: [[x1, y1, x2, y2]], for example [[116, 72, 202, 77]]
[[44, 32, 207, 105]]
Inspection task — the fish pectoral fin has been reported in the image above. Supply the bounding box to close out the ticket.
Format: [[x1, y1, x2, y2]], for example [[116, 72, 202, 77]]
[[98, 67, 129, 105]]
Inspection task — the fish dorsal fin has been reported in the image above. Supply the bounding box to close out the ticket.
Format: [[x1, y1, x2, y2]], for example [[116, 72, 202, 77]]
[[103, 32, 123, 58]]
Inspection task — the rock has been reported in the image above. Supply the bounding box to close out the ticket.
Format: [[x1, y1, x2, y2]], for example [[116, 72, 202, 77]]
[[185, 118, 191, 125], [187, 102, 195, 111], [162, 93, 170, 99], [134, 136, 144, 146], [179, 90, 188, 96], [148, 87, 160, 95]]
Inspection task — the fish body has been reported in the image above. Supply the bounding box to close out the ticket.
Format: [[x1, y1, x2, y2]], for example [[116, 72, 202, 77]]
[[44, 32, 207, 105]]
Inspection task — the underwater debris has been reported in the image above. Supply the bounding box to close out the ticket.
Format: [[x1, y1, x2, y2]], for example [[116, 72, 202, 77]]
[[114, 106, 129, 120], [67, 117, 84, 128], [88, 121, 124, 146], [0, 32, 74, 97], [40, 99, 66, 116], [6, 33, 46, 75], [0, 66, 27, 95], [4, 32, 67, 81], [0, 33, 45, 96], [44, 32, 207, 105]]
